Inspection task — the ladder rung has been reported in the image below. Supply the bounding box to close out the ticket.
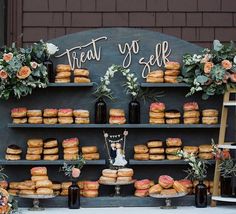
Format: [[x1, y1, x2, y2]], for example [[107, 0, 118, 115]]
[[223, 101, 236, 106]]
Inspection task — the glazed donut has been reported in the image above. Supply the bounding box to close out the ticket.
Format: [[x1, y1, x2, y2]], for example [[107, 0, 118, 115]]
[[58, 109, 73, 117], [83, 181, 99, 190], [147, 140, 163, 148], [183, 102, 199, 111], [165, 61, 180, 70], [27, 110, 42, 117], [149, 184, 162, 194], [199, 144, 212, 153], [9, 182, 20, 189], [149, 118, 165, 124], [12, 118, 27, 124], [117, 168, 134, 177], [198, 152, 214, 160], [52, 183, 61, 190], [178, 179, 193, 189], [43, 155, 59, 161], [149, 111, 165, 119], [60, 189, 69, 196], [164, 76, 178, 83], [43, 109, 58, 118], [149, 180, 155, 187], [146, 77, 164, 83], [55, 78, 70, 83], [62, 138, 79, 148], [147, 70, 164, 78], [27, 139, 43, 148], [74, 77, 91, 83], [36, 180, 53, 188], [165, 110, 181, 118], [149, 154, 165, 160], [55, 71, 71, 78], [56, 64, 71, 72], [109, 116, 126, 124], [43, 138, 58, 148], [5, 154, 21, 160], [0, 180, 8, 189], [134, 145, 148, 154], [83, 153, 100, 160], [26, 154, 41, 160], [109, 109, 125, 117], [8, 189, 19, 196], [28, 117, 43, 124], [43, 118, 58, 124], [184, 117, 200, 124], [202, 117, 218, 124], [164, 70, 180, 76], [64, 147, 79, 154], [134, 153, 149, 160], [19, 189, 35, 195], [27, 147, 43, 155], [165, 147, 181, 154], [117, 176, 132, 182], [18, 181, 36, 190], [166, 118, 180, 124], [158, 175, 174, 189], [166, 138, 182, 147], [6, 144, 22, 154], [183, 146, 199, 154], [31, 167, 47, 176], [36, 188, 53, 195], [166, 155, 181, 160], [149, 148, 164, 154], [63, 153, 78, 160], [61, 182, 72, 190], [73, 110, 89, 118], [102, 169, 117, 178], [150, 102, 165, 113], [75, 117, 90, 124], [31, 176, 49, 182], [202, 109, 218, 117], [99, 176, 116, 183], [11, 107, 27, 118], [161, 188, 177, 195], [183, 110, 200, 118], [134, 189, 149, 197], [58, 116, 74, 124], [135, 179, 150, 190], [81, 146, 98, 154], [83, 190, 98, 198], [43, 147, 59, 155], [74, 68, 89, 77], [77, 181, 84, 189]]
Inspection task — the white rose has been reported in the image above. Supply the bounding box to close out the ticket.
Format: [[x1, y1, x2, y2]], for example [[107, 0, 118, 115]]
[[30, 61, 38, 69], [46, 43, 59, 55]]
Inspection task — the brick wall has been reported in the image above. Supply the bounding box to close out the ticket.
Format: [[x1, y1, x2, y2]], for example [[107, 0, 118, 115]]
[[14, 0, 236, 47]]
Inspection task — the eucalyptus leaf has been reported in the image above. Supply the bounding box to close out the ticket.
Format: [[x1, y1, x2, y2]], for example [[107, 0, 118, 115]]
[[213, 40, 223, 51], [196, 75, 208, 84]]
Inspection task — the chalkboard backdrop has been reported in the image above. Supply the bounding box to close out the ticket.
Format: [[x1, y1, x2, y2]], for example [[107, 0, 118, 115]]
[[0, 28, 234, 207]]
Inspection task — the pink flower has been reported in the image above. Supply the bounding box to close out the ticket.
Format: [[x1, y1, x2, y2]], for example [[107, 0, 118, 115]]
[[0, 70, 8, 79], [72, 167, 81, 178], [3, 53, 13, 62], [30, 61, 38, 69], [221, 60, 232, 70]]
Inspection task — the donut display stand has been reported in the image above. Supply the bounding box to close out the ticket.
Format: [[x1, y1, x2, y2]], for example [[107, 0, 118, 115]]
[[0, 28, 235, 208]]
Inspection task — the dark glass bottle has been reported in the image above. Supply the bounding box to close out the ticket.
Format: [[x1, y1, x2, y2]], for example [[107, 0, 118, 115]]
[[221, 176, 233, 197], [129, 98, 140, 124], [43, 58, 54, 83], [95, 97, 107, 124], [195, 180, 207, 208], [68, 180, 80, 209]]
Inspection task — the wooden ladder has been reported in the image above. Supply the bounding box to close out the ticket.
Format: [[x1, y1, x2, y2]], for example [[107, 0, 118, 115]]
[[211, 90, 236, 207]]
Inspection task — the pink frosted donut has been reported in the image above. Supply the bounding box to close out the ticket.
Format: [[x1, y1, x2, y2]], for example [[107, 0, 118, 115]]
[[134, 189, 149, 197], [150, 102, 165, 112], [158, 175, 174, 189], [31, 167, 47, 176], [62, 138, 79, 148], [58, 108, 73, 117], [183, 102, 199, 111], [134, 179, 151, 190]]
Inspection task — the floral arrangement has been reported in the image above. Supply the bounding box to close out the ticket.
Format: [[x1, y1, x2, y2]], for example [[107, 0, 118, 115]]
[[177, 151, 208, 180], [60, 156, 85, 179], [0, 40, 58, 100], [180, 40, 236, 99]]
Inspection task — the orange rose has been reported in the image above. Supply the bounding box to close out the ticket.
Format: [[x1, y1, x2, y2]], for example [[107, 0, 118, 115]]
[[3, 53, 13, 62], [0, 70, 8, 79], [221, 60, 232, 70], [16, 66, 31, 79], [204, 62, 214, 74]]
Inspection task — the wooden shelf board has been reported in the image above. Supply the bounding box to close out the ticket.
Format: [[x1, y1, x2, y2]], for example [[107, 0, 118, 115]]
[[47, 83, 94, 87], [8, 124, 221, 129], [218, 144, 236, 150], [140, 83, 189, 88], [212, 196, 236, 202]]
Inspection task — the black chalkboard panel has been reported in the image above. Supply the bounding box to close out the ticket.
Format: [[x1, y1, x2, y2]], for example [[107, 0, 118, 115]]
[[0, 28, 234, 207]]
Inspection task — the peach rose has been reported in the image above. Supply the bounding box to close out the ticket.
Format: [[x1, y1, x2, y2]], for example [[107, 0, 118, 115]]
[[3, 53, 13, 62], [0, 70, 8, 79], [221, 60, 232, 70], [72, 167, 81, 178], [204, 62, 214, 74], [16, 66, 31, 79], [30, 61, 38, 69], [230, 73, 236, 82]]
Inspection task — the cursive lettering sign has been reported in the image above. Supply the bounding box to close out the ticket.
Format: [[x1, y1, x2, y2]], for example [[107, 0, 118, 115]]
[[139, 41, 171, 78], [55, 36, 108, 70]]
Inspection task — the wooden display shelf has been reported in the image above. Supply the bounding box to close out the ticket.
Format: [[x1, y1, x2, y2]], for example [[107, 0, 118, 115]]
[[129, 159, 216, 165], [47, 83, 94, 87], [0, 159, 106, 165], [212, 196, 236, 203], [140, 83, 189, 88], [217, 144, 236, 150], [8, 123, 221, 129]]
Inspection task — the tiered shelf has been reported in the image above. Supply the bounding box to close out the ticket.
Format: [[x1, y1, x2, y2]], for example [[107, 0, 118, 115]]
[[212, 196, 236, 203], [47, 83, 94, 87]]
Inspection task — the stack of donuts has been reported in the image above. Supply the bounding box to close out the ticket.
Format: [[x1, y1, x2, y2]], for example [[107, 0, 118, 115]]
[[146, 70, 164, 83], [83, 181, 99, 198], [73, 110, 90, 124], [165, 138, 182, 160], [74, 68, 91, 83], [198, 144, 214, 160], [11, 107, 28, 124], [43, 138, 59, 161], [57, 109, 74, 124], [26, 139, 43, 161], [165, 109, 181, 124], [183, 102, 200, 124], [148, 141, 165, 160], [10, 180, 36, 196], [183, 146, 199, 156], [55, 64, 71, 83], [134, 179, 154, 197], [109, 109, 126, 124], [62, 138, 79, 160], [51, 182, 61, 195], [149, 102, 165, 124], [164, 61, 181, 83], [81, 146, 99, 160], [99, 168, 134, 183], [5, 144, 22, 160], [134, 144, 149, 160], [202, 109, 219, 124]]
